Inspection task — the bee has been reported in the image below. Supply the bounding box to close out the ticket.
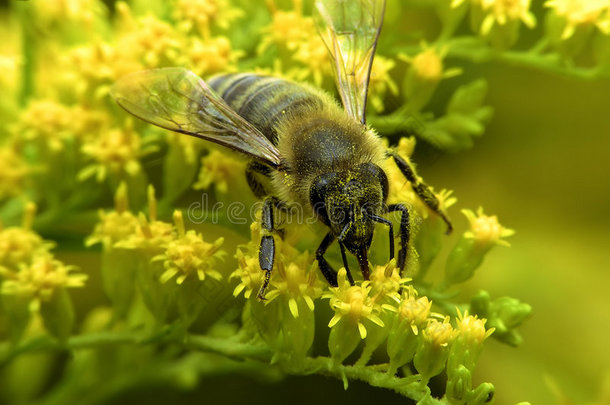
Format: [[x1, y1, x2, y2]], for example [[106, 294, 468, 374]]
[[111, 0, 452, 300]]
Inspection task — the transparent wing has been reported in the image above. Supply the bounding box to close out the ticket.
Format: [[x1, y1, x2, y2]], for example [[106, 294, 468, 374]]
[[110, 68, 282, 167], [314, 0, 385, 125]]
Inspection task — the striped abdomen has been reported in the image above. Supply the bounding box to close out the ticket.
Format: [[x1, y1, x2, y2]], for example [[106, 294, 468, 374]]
[[208, 74, 325, 145]]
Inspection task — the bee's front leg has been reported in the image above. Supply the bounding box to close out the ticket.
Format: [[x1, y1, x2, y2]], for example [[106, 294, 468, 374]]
[[387, 203, 410, 272], [316, 232, 340, 287]]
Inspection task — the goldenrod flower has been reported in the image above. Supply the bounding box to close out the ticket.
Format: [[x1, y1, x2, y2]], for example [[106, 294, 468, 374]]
[[326, 269, 384, 339], [368, 56, 399, 113], [402, 45, 462, 83], [0, 145, 29, 200], [0, 255, 87, 310], [194, 149, 245, 193], [154, 211, 225, 285], [232, 247, 264, 299], [455, 308, 494, 345], [0, 204, 53, 270], [258, 1, 313, 53], [462, 207, 514, 248], [264, 252, 323, 318], [478, 0, 537, 35], [188, 36, 243, 77], [447, 309, 494, 375], [86, 182, 139, 248], [396, 287, 433, 335], [422, 316, 457, 347], [79, 120, 154, 182], [368, 260, 410, 304], [15, 100, 75, 151], [116, 6, 183, 68], [173, 0, 243, 37], [114, 186, 175, 254], [62, 42, 142, 100], [401, 45, 462, 112], [31, 0, 106, 31], [545, 0, 610, 39]]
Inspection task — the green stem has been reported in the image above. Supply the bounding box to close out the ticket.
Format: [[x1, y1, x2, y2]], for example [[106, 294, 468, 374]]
[[446, 36, 610, 80], [1, 330, 448, 403]]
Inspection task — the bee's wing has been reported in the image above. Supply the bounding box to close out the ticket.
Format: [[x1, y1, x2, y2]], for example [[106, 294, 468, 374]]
[[315, 0, 385, 125], [111, 68, 282, 168]]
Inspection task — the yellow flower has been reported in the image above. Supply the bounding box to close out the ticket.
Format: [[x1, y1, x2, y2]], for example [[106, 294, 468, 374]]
[[232, 246, 264, 300], [116, 4, 183, 68], [258, 0, 312, 53], [62, 42, 142, 100], [395, 287, 433, 335], [0, 145, 29, 200], [264, 252, 323, 318], [0, 255, 87, 310], [187, 36, 243, 77], [86, 182, 139, 248], [368, 56, 399, 113], [0, 203, 53, 270], [545, 0, 610, 39], [193, 149, 245, 193], [31, 0, 106, 31], [462, 207, 514, 247], [401, 45, 462, 83], [114, 186, 175, 254], [154, 211, 225, 284], [368, 260, 410, 303], [291, 31, 330, 87], [422, 316, 456, 347], [455, 308, 494, 344], [326, 269, 385, 339], [79, 120, 153, 182], [173, 0, 243, 37], [13, 100, 108, 150], [479, 0, 537, 35]]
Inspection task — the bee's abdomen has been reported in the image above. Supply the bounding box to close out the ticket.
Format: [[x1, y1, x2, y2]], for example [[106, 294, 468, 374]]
[[208, 73, 324, 144]]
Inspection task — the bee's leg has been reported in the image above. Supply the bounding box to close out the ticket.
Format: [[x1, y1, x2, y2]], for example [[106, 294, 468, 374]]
[[246, 162, 287, 240], [338, 242, 355, 285], [316, 232, 340, 287], [387, 203, 410, 271], [370, 214, 395, 262], [246, 161, 273, 199], [388, 151, 453, 234], [257, 196, 276, 300]]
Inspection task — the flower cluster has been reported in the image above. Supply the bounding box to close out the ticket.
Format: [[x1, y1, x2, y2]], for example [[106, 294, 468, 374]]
[[0, 0, 544, 402], [0, 204, 86, 342]]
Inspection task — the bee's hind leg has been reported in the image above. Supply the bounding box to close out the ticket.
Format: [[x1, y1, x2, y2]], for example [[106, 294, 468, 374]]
[[247, 162, 288, 300], [388, 151, 453, 234], [257, 196, 277, 300]]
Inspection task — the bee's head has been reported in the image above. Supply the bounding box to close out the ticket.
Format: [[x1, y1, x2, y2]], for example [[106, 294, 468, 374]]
[[310, 163, 388, 257]]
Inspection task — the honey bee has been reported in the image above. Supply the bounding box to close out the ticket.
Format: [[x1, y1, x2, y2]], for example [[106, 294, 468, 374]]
[[111, 0, 452, 299]]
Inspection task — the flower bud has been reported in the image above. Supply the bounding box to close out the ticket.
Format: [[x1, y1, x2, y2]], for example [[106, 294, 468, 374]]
[[468, 382, 495, 404], [445, 364, 472, 404], [39, 287, 75, 343], [471, 290, 532, 347]]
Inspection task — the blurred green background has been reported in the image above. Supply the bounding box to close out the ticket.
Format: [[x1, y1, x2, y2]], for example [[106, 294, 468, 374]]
[[421, 63, 610, 404]]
